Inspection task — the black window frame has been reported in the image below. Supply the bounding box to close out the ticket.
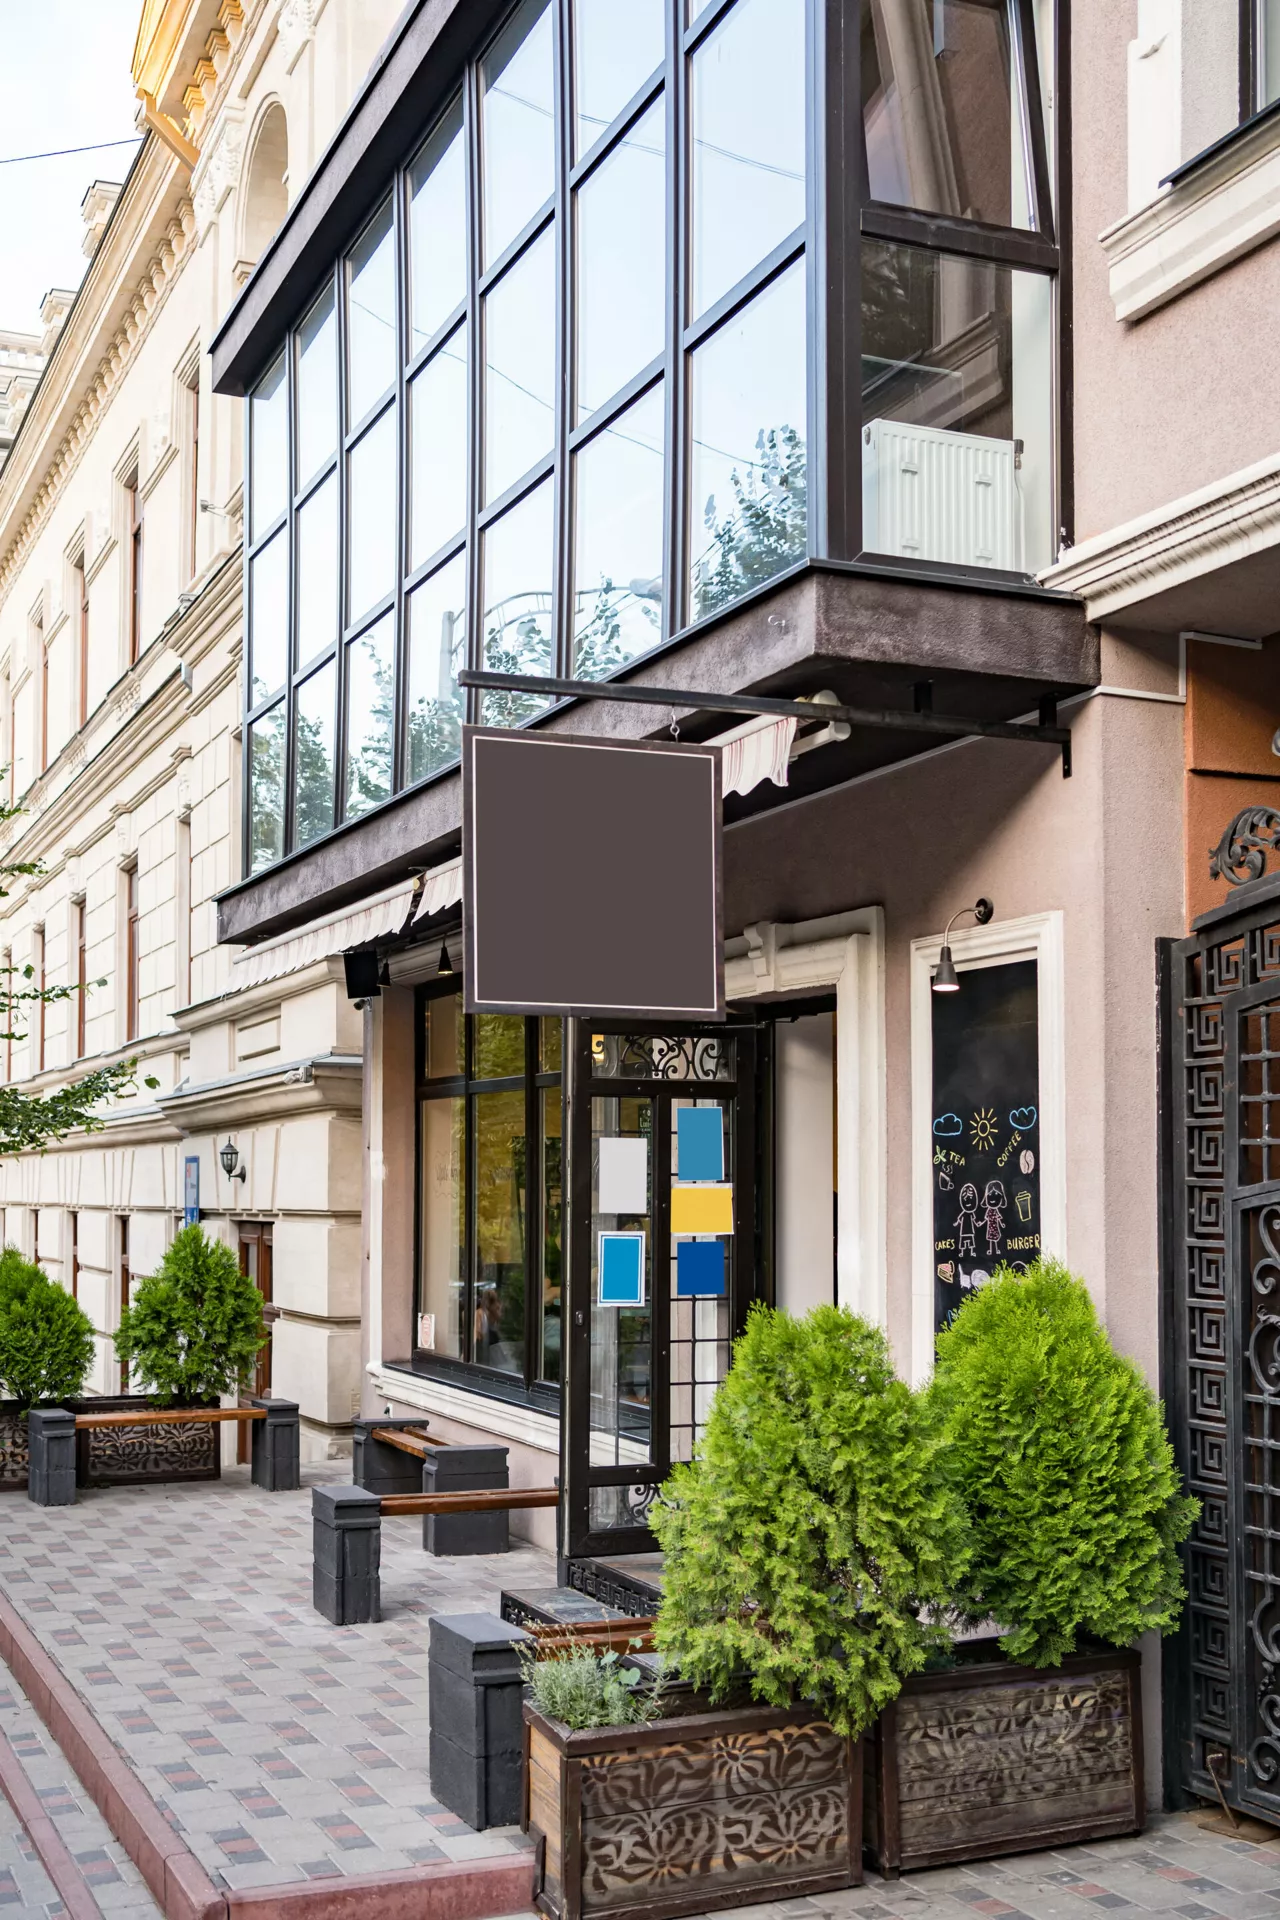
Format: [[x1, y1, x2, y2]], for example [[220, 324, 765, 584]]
[[241, 0, 1067, 877], [412, 981, 564, 1408]]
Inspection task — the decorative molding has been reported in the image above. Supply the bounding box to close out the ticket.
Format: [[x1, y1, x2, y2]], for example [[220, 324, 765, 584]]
[[1209, 805, 1280, 887], [1101, 105, 1280, 322], [726, 906, 888, 1328], [1039, 451, 1280, 622], [191, 108, 245, 237], [277, 0, 318, 71], [909, 911, 1067, 1387]]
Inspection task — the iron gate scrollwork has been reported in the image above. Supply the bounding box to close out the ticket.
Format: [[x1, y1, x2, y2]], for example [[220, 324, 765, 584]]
[[1163, 870, 1280, 1823]]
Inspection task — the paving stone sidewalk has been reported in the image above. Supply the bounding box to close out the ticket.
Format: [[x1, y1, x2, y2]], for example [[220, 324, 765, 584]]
[[0, 1464, 552, 1895], [688, 1812, 1280, 1920], [0, 1648, 160, 1917]]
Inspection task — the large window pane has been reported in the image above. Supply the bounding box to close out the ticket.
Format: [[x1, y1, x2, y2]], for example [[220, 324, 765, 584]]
[[860, 239, 1053, 573], [861, 0, 1033, 230], [407, 553, 465, 785], [475, 1013, 526, 1078], [294, 660, 336, 847], [248, 702, 285, 873], [409, 97, 468, 357], [250, 353, 287, 541], [482, 478, 554, 725], [691, 0, 806, 320], [296, 287, 338, 488], [574, 0, 666, 157], [690, 261, 807, 620], [249, 529, 287, 706], [482, 0, 555, 269], [296, 475, 337, 668], [576, 98, 665, 421], [347, 406, 397, 623], [485, 226, 556, 504], [420, 1095, 465, 1359], [347, 202, 396, 426], [346, 612, 395, 820], [573, 383, 664, 677], [411, 329, 469, 568], [473, 1086, 527, 1374], [426, 990, 463, 1078]]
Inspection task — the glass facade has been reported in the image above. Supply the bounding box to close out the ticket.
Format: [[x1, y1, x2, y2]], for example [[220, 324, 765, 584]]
[[243, 0, 1058, 872], [418, 988, 563, 1393]]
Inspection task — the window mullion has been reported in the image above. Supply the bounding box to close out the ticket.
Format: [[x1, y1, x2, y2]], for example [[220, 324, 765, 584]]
[[464, 62, 483, 722], [394, 171, 409, 797], [553, 0, 571, 680], [668, 0, 687, 634], [525, 1018, 541, 1386], [1014, 0, 1055, 245]]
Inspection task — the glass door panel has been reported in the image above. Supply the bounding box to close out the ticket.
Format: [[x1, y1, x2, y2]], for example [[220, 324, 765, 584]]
[[589, 1093, 654, 1487], [669, 1095, 733, 1464]]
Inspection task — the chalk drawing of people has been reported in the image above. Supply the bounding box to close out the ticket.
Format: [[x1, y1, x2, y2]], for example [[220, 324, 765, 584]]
[[982, 1179, 1007, 1259], [956, 1184, 979, 1260]]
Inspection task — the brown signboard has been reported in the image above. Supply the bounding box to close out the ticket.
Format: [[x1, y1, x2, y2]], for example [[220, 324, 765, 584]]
[[463, 726, 723, 1019]]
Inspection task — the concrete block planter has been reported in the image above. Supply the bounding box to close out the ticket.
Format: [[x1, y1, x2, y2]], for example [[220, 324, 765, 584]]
[[523, 1697, 863, 1920], [864, 1640, 1144, 1876]]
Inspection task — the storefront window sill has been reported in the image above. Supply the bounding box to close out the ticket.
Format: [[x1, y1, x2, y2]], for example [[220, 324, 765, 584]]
[[1102, 102, 1280, 322], [368, 1359, 561, 1454]]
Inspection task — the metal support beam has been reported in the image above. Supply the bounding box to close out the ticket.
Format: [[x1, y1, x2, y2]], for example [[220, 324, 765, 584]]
[[459, 669, 1073, 776]]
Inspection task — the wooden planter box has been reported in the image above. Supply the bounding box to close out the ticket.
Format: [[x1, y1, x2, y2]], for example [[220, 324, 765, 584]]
[[865, 1640, 1144, 1876], [523, 1698, 863, 1920], [0, 1397, 219, 1492]]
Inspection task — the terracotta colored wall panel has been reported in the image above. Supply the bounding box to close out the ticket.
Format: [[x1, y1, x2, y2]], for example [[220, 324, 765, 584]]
[[1186, 638, 1280, 777], [1186, 772, 1280, 924]]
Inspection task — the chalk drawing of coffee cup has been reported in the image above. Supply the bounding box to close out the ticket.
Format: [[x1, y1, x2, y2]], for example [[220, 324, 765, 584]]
[[1015, 1189, 1033, 1223], [1020, 1149, 1035, 1174]]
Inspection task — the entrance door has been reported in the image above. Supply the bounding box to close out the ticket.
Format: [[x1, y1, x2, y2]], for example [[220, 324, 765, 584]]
[[1164, 877, 1280, 1822], [563, 1021, 758, 1562], [237, 1222, 273, 1462]]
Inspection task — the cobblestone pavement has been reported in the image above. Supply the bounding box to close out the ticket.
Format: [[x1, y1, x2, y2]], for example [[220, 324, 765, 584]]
[[0, 1464, 552, 1895], [0, 1648, 160, 1916], [688, 1812, 1280, 1920]]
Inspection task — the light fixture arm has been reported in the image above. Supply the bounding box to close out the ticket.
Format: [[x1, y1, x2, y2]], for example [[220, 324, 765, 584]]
[[941, 898, 994, 946]]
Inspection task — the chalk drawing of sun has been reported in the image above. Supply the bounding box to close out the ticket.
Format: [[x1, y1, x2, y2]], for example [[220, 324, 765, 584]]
[[970, 1108, 999, 1150]]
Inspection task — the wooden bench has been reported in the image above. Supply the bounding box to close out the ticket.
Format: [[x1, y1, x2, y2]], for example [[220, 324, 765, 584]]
[[312, 1483, 562, 1624], [27, 1399, 301, 1506]]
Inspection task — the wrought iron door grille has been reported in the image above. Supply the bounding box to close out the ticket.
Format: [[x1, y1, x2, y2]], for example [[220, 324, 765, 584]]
[[1163, 883, 1280, 1822]]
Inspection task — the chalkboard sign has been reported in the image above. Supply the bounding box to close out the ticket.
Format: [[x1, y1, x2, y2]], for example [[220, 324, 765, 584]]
[[931, 959, 1040, 1332]]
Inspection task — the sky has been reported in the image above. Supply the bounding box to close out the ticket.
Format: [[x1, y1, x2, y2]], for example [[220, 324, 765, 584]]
[[0, 3, 145, 337]]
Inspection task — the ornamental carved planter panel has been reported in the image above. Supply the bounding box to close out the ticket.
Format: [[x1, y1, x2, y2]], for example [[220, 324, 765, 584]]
[[0, 1406, 29, 1489], [524, 1701, 862, 1920], [73, 1397, 220, 1487], [865, 1642, 1144, 1875]]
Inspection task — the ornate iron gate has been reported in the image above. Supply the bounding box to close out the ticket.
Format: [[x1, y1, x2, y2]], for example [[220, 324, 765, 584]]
[[1163, 834, 1280, 1820]]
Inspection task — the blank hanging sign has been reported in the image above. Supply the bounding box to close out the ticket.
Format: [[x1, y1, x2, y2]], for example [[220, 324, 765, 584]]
[[599, 1231, 646, 1305], [677, 1106, 724, 1182], [598, 1136, 649, 1216], [670, 1183, 733, 1235], [677, 1239, 725, 1297]]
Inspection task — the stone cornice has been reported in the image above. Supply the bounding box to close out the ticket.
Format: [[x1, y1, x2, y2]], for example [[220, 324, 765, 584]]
[[1101, 105, 1280, 322], [1039, 453, 1280, 622]]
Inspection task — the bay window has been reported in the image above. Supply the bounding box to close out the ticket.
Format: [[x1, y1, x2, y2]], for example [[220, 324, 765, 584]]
[[242, 0, 1061, 872]]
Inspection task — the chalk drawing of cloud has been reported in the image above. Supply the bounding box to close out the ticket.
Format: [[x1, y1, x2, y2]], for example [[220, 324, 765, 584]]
[[1009, 1106, 1038, 1131], [933, 1113, 963, 1138]]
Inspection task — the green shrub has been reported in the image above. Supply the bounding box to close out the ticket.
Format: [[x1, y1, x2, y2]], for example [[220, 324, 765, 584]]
[[651, 1303, 969, 1738], [520, 1643, 662, 1731], [0, 1247, 94, 1409], [115, 1225, 265, 1405], [928, 1258, 1197, 1668]]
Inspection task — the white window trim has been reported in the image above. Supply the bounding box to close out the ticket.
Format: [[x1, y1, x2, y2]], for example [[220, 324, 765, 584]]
[[909, 909, 1066, 1386], [725, 906, 887, 1328], [1102, 102, 1280, 322]]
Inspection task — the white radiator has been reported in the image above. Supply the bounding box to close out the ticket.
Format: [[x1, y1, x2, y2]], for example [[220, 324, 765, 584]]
[[862, 418, 1022, 571]]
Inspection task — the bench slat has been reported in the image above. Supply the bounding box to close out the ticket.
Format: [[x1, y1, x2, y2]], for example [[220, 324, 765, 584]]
[[74, 1408, 268, 1429], [379, 1487, 559, 1516]]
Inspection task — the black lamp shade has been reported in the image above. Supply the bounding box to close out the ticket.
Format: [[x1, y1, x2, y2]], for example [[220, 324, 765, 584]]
[[932, 945, 961, 992], [219, 1138, 238, 1175]]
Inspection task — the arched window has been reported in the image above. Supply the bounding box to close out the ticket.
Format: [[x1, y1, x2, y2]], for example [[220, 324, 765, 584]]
[[241, 103, 289, 267]]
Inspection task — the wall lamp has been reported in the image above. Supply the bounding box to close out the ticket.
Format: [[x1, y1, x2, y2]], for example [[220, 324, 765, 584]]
[[932, 899, 994, 993], [219, 1138, 247, 1182]]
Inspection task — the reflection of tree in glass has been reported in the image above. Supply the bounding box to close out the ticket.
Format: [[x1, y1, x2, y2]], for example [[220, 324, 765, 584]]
[[294, 701, 334, 845], [483, 601, 552, 728], [249, 718, 284, 870], [408, 607, 464, 785], [692, 424, 806, 621], [575, 578, 659, 680], [348, 648, 394, 819]]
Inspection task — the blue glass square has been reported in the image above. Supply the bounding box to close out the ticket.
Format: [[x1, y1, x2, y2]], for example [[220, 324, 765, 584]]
[[676, 1239, 725, 1297], [599, 1232, 645, 1305]]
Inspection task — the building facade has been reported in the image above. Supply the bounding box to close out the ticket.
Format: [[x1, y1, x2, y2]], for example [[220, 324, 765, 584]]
[[0, 0, 406, 1458]]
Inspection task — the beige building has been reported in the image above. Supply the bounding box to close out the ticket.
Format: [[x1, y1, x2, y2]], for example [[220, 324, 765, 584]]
[[0, 0, 404, 1458]]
